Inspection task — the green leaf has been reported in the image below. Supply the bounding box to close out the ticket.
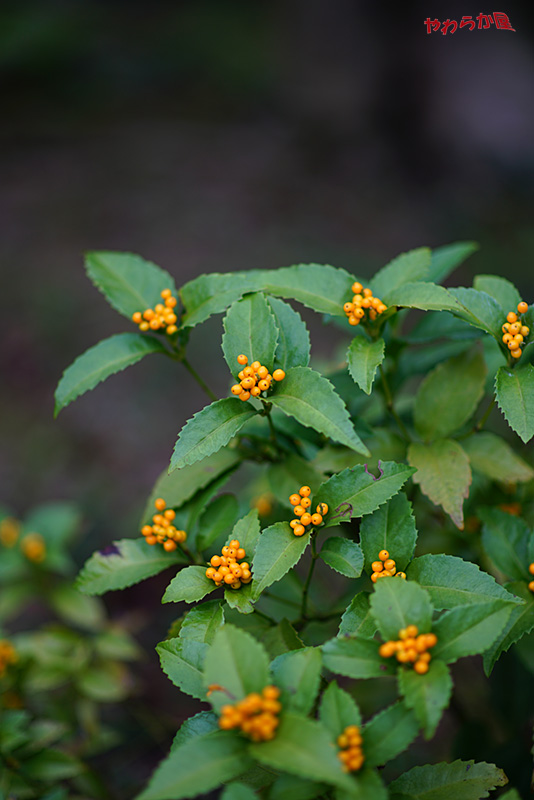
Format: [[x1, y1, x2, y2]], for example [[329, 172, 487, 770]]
[[495, 364, 534, 443], [338, 593, 378, 639], [398, 660, 453, 739], [269, 367, 370, 455], [224, 582, 256, 615], [249, 712, 353, 791], [221, 783, 258, 800], [413, 349, 486, 441], [24, 750, 81, 781], [432, 601, 514, 664], [428, 242, 479, 284], [319, 537, 364, 578], [251, 522, 310, 599], [222, 293, 279, 377], [157, 638, 208, 700], [230, 509, 261, 558], [269, 774, 329, 800], [318, 462, 416, 529], [86, 251, 177, 319], [180, 264, 356, 328], [263, 619, 305, 659], [319, 681, 362, 737], [479, 508, 529, 580], [268, 454, 324, 509], [336, 769, 388, 800], [179, 601, 224, 644], [171, 711, 219, 750], [370, 247, 431, 298], [483, 582, 534, 675], [370, 578, 433, 641], [346, 337, 385, 395], [363, 702, 419, 768], [204, 625, 270, 710], [49, 584, 105, 631], [322, 636, 396, 679], [171, 398, 256, 471], [270, 648, 322, 715], [163, 566, 216, 604], [473, 275, 521, 316], [359, 492, 417, 574], [136, 731, 250, 800], [384, 282, 462, 313], [76, 539, 186, 595], [408, 439, 472, 529], [406, 554, 523, 610], [461, 432, 534, 484], [54, 333, 167, 416], [196, 495, 240, 552], [448, 287, 503, 337], [22, 502, 81, 550], [388, 760, 508, 800], [268, 297, 311, 370], [143, 449, 242, 523]]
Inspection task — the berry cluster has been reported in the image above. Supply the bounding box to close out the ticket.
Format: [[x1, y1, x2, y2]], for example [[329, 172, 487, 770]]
[[370, 549, 406, 582], [344, 282, 387, 326], [288, 486, 328, 536], [501, 302, 530, 360], [231, 355, 285, 401], [528, 562, 534, 592], [205, 539, 252, 589], [0, 517, 20, 548], [0, 640, 18, 678], [141, 498, 187, 552], [337, 725, 365, 773], [379, 625, 437, 674], [132, 289, 178, 335], [219, 686, 281, 741]]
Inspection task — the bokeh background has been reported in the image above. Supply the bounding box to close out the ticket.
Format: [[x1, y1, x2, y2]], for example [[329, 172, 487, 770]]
[[1, 1, 533, 795]]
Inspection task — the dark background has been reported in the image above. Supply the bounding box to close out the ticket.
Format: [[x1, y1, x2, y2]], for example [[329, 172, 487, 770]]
[[1, 1, 533, 795]]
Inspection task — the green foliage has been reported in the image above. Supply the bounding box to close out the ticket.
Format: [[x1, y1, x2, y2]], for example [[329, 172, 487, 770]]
[[388, 760, 507, 799], [495, 364, 534, 443], [347, 337, 385, 395], [54, 333, 167, 416], [408, 439, 472, 528], [57, 243, 534, 800]]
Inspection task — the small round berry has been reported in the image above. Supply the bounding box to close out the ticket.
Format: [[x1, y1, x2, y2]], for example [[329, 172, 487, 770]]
[[507, 312, 518, 324], [237, 354, 248, 365], [344, 302, 354, 314], [227, 547, 237, 559], [145, 534, 157, 545], [290, 519, 299, 529], [224, 573, 236, 584], [289, 494, 301, 506], [219, 566, 230, 576], [132, 311, 143, 323], [165, 296, 178, 308], [316, 502, 328, 515], [206, 568, 216, 579], [239, 562, 249, 571], [372, 561, 384, 573], [293, 524, 306, 536], [378, 550, 389, 561], [294, 505, 305, 517], [239, 391, 251, 401], [231, 384, 243, 395], [164, 540, 177, 552], [229, 539, 240, 548], [155, 498, 166, 511], [377, 303, 387, 314], [299, 486, 311, 497], [348, 315, 359, 326], [381, 569, 392, 577], [164, 509, 176, 521], [405, 625, 418, 638], [379, 641, 397, 658], [212, 571, 222, 582], [222, 546, 230, 556], [166, 325, 178, 335], [257, 365, 268, 379], [251, 386, 261, 397], [241, 377, 255, 390], [371, 572, 378, 583], [424, 633, 438, 648], [529, 581, 534, 592], [511, 348, 522, 358], [384, 558, 396, 571], [251, 361, 261, 371], [518, 302, 528, 314], [143, 309, 155, 320], [149, 318, 161, 330], [139, 321, 150, 331], [502, 333, 513, 344], [258, 379, 270, 391], [529, 563, 534, 575], [396, 571, 407, 579], [310, 513, 323, 526], [521, 326, 530, 336], [211, 555, 222, 567], [273, 369, 285, 382], [510, 322, 521, 334], [363, 288, 373, 298], [352, 282, 363, 294], [300, 512, 312, 526], [414, 660, 429, 674], [141, 525, 153, 536], [514, 334, 524, 344], [161, 289, 172, 299]]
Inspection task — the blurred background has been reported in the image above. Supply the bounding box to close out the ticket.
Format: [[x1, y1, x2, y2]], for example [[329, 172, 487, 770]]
[[1, 0, 533, 795]]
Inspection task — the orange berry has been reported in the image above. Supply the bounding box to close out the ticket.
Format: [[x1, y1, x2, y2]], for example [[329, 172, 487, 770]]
[[384, 558, 396, 571], [132, 311, 142, 323], [155, 498, 166, 511], [348, 315, 359, 326], [300, 497, 311, 509], [352, 282, 363, 294], [511, 349, 522, 359], [502, 333, 513, 344], [396, 571, 407, 579], [414, 660, 429, 674], [518, 302, 528, 314], [509, 322, 521, 334], [231, 384, 243, 395], [377, 303, 387, 314], [405, 625, 418, 638], [251, 361, 261, 371], [425, 633, 438, 648], [165, 296, 177, 308], [236, 548, 246, 560], [300, 513, 312, 526], [237, 354, 248, 365], [363, 288, 373, 298], [371, 572, 379, 583], [258, 379, 270, 391], [507, 312, 518, 324], [239, 391, 251, 401], [251, 386, 261, 397], [372, 561, 384, 573], [293, 524, 306, 536], [378, 550, 389, 561], [316, 502, 328, 515], [379, 641, 397, 658], [164, 540, 177, 552], [141, 525, 153, 536], [145, 535, 157, 545], [521, 326, 530, 337], [311, 513, 323, 526], [273, 369, 285, 382], [299, 486, 311, 497], [294, 505, 305, 516], [290, 519, 299, 529], [139, 321, 150, 331], [210, 555, 222, 567], [529, 563, 534, 575], [529, 581, 534, 592]]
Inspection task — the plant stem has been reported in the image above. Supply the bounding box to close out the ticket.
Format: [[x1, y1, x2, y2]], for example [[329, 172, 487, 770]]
[[300, 535, 318, 620], [379, 364, 410, 441], [181, 357, 218, 402], [475, 395, 496, 431], [254, 607, 276, 625]]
